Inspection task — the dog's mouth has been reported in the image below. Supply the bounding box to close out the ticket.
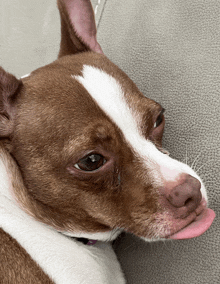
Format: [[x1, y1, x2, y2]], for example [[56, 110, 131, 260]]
[[167, 201, 215, 240]]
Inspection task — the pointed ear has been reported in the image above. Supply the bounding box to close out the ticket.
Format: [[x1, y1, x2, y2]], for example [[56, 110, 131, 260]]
[[0, 67, 22, 137], [57, 0, 103, 58]]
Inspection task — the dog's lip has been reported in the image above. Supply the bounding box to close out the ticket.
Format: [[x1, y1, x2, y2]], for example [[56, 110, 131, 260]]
[[166, 201, 215, 240]]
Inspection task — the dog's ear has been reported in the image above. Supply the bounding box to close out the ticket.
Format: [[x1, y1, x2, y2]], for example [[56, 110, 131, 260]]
[[57, 0, 103, 58], [0, 67, 22, 138]]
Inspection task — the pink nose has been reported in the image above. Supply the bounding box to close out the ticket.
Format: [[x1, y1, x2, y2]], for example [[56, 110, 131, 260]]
[[166, 174, 202, 215]]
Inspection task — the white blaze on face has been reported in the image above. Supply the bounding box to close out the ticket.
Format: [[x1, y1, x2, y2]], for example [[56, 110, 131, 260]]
[[73, 66, 207, 201]]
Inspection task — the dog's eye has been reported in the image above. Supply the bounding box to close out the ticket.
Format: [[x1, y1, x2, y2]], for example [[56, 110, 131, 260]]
[[154, 108, 165, 128], [74, 154, 106, 171]]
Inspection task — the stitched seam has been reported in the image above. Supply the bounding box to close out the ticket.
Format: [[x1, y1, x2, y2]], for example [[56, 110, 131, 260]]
[[94, 0, 101, 15], [95, 0, 108, 29]]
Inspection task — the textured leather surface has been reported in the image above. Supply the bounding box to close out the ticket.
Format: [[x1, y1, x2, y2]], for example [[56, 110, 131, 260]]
[[93, 0, 220, 283], [0, 0, 60, 77], [0, 0, 219, 283]]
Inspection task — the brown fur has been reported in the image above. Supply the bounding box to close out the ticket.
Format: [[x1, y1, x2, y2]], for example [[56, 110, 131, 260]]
[[0, 228, 53, 283]]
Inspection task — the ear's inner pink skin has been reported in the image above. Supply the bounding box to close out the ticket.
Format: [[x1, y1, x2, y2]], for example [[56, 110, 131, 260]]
[[63, 0, 103, 53]]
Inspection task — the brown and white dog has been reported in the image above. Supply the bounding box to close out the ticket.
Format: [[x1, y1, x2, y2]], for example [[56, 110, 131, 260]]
[[0, 0, 215, 283]]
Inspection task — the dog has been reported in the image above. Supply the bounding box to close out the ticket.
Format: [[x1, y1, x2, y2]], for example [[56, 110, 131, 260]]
[[0, 0, 215, 283]]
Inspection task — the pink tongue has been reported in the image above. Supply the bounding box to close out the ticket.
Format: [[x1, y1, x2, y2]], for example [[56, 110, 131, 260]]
[[169, 208, 215, 240]]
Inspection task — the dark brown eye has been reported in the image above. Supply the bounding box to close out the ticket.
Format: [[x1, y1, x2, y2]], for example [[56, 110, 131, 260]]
[[154, 108, 165, 128], [74, 154, 106, 171]]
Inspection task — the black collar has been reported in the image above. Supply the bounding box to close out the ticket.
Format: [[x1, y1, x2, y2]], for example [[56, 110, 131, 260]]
[[76, 237, 97, 245]]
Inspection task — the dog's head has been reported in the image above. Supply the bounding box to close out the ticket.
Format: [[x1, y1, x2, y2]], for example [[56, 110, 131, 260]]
[[0, 0, 215, 241]]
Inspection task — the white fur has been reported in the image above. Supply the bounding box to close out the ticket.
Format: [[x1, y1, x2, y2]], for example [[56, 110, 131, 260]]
[[74, 66, 207, 201], [0, 156, 125, 284]]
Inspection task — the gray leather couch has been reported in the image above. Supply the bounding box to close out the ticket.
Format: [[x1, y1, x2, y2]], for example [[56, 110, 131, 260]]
[[1, 0, 219, 283]]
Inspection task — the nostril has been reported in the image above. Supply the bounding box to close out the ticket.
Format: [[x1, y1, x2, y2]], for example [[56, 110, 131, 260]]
[[184, 197, 196, 210], [185, 197, 192, 206], [166, 175, 202, 214]]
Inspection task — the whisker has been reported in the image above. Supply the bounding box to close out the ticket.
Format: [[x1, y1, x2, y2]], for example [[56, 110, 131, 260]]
[[182, 144, 190, 165], [196, 164, 205, 173], [193, 159, 214, 174], [191, 152, 202, 170], [184, 144, 189, 165]]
